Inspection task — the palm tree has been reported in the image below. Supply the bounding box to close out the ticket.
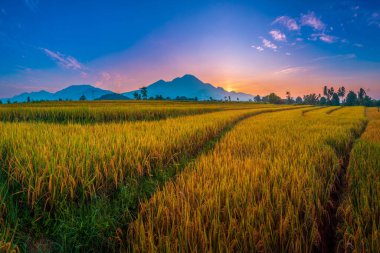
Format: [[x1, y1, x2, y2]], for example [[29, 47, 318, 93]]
[[140, 87, 148, 100]]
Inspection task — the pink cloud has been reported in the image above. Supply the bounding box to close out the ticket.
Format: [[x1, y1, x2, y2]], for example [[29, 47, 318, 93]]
[[251, 45, 264, 52], [273, 16, 300, 31], [269, 30, 286, 41], [301, 12, 325, 30], [262, 38, 277, 51]]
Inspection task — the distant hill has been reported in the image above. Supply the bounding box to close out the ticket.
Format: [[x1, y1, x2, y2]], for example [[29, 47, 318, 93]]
[[1, 75, 255, 103], [123, 74, 254, 101], [52, 85, 112, 101], [1, 84, 112, 103], [2, 90, 54, 103], [96, 93, 130, 100]]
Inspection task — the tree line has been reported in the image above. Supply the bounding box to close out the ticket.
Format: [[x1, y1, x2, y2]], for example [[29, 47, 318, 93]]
[[1, 85, 379, 106], [253, 86, 379, 107]]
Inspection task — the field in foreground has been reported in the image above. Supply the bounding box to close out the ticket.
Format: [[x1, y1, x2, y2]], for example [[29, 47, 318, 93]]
[[0, 101, 378, 252]]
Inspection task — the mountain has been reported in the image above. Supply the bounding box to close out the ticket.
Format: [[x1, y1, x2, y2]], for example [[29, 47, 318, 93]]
[[52, 85, 112, 101], [96, 93, 130, 100], [1, 90, 54, 103], [1, 84, 112, 103], [123, 74, 254, 101], [1, 75, 255, 103]]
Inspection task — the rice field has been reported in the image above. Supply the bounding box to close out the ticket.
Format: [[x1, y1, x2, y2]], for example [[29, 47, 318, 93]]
[[127, 106, 366, 252], [0, 101, 276, 123], [337, 108, 380, 252], [0, 101, 377, 252]]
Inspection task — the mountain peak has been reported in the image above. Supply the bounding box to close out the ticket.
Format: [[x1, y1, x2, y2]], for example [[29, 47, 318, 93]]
[[123, 74, 254, 101]]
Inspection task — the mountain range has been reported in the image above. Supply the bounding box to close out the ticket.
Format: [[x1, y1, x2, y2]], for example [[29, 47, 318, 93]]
[[1, 75, 254, 103]]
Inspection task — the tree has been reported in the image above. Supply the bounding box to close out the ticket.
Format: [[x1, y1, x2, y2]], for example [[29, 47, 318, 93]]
[[337, 86, 346, 101], [331, 93, 340, 106], [0, 100, 2, 104], [79, 94, 87, 101], [7, 99, 11, 104], [140, 86, 148, 100], [268, 93, 282, 104], [345, 91, 357, 106], [358, 88, 366, 105], [285, 91, 293, 104], [295, 96, 303, 104], [323, 85, 328, 100], [254, 95, 261, 102], [27, 96, 31, 103], [133, 91, 139, 100], [303, 93, 319, 105], [363, 95, 373, 107], [237, 97, 239, 102], [228, 96, 231, 102], [319, 97, 327, 105]]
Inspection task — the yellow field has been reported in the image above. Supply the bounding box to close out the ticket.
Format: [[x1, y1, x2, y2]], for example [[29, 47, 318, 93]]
[[127, 107, 366, 252], [1, 102, 377, 252], [0, 101, 276, 123], [337, 108, 380, 252]]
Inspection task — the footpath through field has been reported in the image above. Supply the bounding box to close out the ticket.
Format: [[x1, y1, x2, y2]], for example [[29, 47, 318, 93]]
[[127, 106, 366, 253]]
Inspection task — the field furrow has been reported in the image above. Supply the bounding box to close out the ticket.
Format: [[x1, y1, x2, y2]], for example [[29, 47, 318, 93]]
[[337, 108, 380, 252], [127, 107, 366, 252]]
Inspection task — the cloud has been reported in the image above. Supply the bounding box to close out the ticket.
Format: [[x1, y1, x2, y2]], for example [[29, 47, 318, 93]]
[[272, 16, 300, 31], [310, 34, 337, 43], [368, 12, 380, 27], [251, 45, 264, 52], [312, 54, 356, 62], [353, 43, 363, 48], [42, 48, 85, 71], [275, 66, 309, 75], [319, 34, 337, 43], [301, 12, 325, 30], [269, 30, 286, 41], [285, 52, 291, 56], [262, 38, 277, 51], [24, 0, 39, 12]]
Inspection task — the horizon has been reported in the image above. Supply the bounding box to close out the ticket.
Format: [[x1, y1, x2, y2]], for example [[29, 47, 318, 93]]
[[1, 1, 380, 99]]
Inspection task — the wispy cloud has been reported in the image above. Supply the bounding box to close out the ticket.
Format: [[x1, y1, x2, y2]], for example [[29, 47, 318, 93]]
[[312, 53, 356, 62], [262, 38, 277, 51], [251, 45, 264, 52], [309, 33, 337, 43], [24, 0, 39, 12], [368, 12, 380, 27], [272, 16, 300, 31], [42, 48, 85, 71], [275, 66, 309, 75], [353, 43, 363, 48], [269, 30, 286, 41], [301, 12, 325, 30], [319, 34, 337, 43]]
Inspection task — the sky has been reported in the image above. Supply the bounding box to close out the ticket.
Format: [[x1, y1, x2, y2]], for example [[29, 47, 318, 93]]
[[0, 0, 380, 99]]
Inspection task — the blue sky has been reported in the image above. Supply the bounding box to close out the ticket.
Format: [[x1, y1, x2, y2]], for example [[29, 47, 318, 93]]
[[0, 0, 379, 98]]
